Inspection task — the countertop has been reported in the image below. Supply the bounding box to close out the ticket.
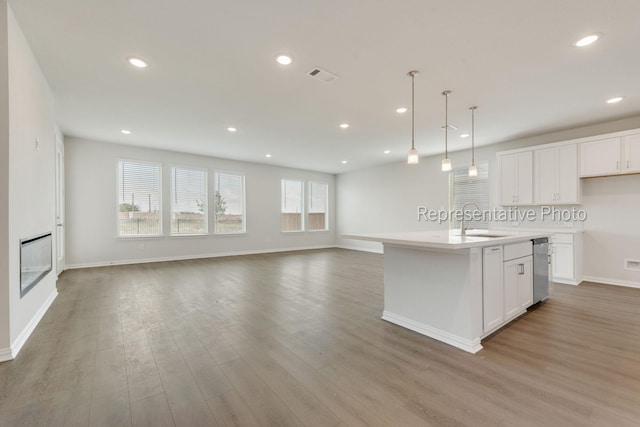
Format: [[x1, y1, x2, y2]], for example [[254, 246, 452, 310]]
[[342, 229, 551, 250]]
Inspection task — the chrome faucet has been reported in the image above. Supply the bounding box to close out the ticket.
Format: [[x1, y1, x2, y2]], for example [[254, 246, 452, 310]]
[[460, 202, 481, 235]]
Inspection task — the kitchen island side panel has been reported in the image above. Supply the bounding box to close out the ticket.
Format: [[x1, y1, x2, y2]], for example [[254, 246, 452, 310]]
[[382, 245, 484, 352]]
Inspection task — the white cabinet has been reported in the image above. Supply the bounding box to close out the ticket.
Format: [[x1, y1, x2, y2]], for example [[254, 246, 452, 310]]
[[534, 144, 579, 204], [483, 241, 532, 335], [499, 151, 533, 206], [579, 135, 640, 177], [623, 134, 640, 173], [503, 256, 533, 321], [550, 232, 583, 285], [483, 246, 504, 332]]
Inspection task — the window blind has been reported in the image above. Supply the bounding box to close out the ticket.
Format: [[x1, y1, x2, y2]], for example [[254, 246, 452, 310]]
[[281, 179, 303, 231], [214, 172, 245, 234], [449, 162, 489, 230], [117, 160, 161, 236], [170, 167, 207, 235], [308, 181, 328, 231]]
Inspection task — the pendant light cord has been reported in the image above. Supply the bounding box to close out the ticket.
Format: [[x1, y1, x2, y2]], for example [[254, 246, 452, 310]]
[[445, 93, 448, 157], [470, 106, 478, 165], [411, 72, 415, 150]]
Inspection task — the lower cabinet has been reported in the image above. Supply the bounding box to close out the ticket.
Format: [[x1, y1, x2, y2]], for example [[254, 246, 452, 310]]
[[503, 256, 533, 321], [550, 232, 583, 285], [483, 242, 533, 334]]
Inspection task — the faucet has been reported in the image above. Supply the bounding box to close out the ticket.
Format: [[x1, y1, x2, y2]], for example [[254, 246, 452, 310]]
[[460, 202, 481, 235]]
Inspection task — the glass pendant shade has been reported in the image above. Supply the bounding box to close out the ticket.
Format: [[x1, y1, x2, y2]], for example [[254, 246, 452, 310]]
[[441, 158, 452, 171], [408, 148, 419, 164], [468, 164, 478, 177]]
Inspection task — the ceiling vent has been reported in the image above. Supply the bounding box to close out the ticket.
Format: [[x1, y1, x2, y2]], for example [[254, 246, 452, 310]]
[[307, 67, 338, 84]]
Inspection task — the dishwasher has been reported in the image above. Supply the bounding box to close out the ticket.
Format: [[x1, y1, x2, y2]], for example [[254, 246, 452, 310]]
[[532, 237, 550, 304]]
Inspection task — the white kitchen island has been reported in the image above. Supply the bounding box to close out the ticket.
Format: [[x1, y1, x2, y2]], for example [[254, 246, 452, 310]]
[[344, 230, 549, 353]]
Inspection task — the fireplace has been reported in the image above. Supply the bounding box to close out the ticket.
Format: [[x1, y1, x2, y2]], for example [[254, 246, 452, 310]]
[[20, 232, 52, 298]]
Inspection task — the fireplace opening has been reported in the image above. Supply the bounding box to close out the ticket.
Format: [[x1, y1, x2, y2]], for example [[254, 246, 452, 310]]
[[20, 232, 52, 298]]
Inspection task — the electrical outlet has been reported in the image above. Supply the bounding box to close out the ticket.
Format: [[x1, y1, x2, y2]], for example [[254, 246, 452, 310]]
[[624, 259, 640, 271], [563, 221, 574, 228]]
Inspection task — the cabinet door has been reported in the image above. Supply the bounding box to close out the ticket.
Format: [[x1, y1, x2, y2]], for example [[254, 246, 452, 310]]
[[499, 154, 517, 205], [624, 134, 640, 173], [483, 246, 504, 333], [534, 147, 558, 204], [503, 259, 522, 321], [552, 243, 574, 281], [580, 138, 621, 177], [516, 152, 533, 205], [556, 144, 579, 204], [517, 257, 533, 310]]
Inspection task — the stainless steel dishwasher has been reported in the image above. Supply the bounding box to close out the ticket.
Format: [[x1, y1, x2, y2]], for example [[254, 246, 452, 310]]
[[532, 237, 550, 304]]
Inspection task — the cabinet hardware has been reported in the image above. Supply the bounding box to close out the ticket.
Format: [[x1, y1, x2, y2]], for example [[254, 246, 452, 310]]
[[518, 263, 524, 275]]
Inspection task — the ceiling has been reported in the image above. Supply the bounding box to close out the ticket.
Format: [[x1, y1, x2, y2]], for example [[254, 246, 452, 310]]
[[9, 0, 640, 174]]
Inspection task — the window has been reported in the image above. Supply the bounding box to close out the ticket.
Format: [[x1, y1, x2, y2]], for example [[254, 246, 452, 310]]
[[281, 179, 304, 231], [214, 172, 245, 233], [449, 162, 489, 230], [117, 160, 161, 236], [170, 167, 207, 235], [308, 181, 328, 231]]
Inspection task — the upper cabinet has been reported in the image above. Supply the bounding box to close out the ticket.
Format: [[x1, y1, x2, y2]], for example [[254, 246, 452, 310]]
[[580, 134, 640, 177], [534, 144, 579, 204], [499, 151, 532, 206]]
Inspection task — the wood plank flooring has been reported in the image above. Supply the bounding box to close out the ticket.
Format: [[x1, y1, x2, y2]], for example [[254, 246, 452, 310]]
[[1, 248, 639, 426]]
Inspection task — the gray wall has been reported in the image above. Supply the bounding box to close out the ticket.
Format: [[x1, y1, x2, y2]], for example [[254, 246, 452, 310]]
[[65, 137, 336, 267]]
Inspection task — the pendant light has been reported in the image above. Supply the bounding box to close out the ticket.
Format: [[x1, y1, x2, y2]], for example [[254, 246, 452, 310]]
[[407, 70, 419, 164], [441, 90, 452, 171], [469, 106, 478, 177]]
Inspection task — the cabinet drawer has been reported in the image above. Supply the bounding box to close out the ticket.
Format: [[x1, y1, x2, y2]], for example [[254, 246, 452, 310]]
[[551, 233, 573, 244], [503, 241, 532, 261]]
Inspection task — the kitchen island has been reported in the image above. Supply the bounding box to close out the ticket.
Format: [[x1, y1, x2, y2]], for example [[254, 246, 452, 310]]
[[344, 230, 550, 353]]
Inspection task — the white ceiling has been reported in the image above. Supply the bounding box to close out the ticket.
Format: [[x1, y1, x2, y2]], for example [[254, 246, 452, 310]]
[[9, 0, 640, 174]]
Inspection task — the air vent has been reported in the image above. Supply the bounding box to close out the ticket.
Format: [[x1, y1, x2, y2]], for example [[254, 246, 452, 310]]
[[307, 67, 338, 84], [624, 259, 640, 271]]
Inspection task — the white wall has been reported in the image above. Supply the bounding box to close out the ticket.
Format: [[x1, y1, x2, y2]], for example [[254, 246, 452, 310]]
[[0, 0, 10, 355], [0, 4, 59, 360], [65, 137, 336, 267], [337, 116, 640, 286]]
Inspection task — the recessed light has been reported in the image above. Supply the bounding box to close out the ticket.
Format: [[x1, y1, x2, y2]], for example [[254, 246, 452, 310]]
[[275, 55, 293, 65], [341, 160, 348, 164], [606, 96, 624, 104], [573, 34, 600, 47], [120, 129, 131, 135], [339, 123, 349, 129], [460, 133, 470, 138], [227, 127, 237, 132], [265, 154, 272, 158], [396, 107, 408, 114], [383, 150, 391, 154], [127, 57, 149, 68]]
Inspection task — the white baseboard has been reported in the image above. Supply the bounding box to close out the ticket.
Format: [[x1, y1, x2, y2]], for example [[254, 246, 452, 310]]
[[381, 310, 483, 354], [582, 275, 640, 289], [64, 245, 336, 270], [335, 244, 383, 254], [0, 288, 58, 362], [553, 278, 581, 286]]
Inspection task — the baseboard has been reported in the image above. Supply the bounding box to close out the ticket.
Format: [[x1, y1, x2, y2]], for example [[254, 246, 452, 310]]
[[381, 310, 483, 354], [1, 288, 58, 362], [582, 275, 640, 289], [64, 245, 337, 270], [335, 244, 383, 254], [553, 278, 581, 286]]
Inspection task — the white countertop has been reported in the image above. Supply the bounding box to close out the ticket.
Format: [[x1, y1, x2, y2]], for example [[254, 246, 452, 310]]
[[342, 229, 551, 250]]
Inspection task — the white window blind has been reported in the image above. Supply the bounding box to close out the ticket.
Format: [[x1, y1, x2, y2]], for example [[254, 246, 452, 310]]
[[449, 162, 489, 230], [214, 172, 245, 234], [170, 167, 207, 235], [281, 179, 303, 231], [117, 160, 161, 236], [308, 181, 328, 231]]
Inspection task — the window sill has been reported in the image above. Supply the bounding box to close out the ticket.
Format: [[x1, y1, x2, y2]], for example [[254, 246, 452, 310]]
[[169, 233, 209, 238], [114, 235, 164, 240], [213, 232, 247, 237]]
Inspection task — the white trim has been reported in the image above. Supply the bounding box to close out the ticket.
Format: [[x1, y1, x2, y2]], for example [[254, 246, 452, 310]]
[[553, 278, 581, 286], [335, 244, 383, 254], [381, 310, 483, 354], [64, 245, 336, 270], [582, 275, 640, 289], [1, 289, 58, 362]]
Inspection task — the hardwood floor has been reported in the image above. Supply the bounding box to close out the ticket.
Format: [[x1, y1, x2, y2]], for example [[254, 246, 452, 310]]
[[1, 248, 639, 426]]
